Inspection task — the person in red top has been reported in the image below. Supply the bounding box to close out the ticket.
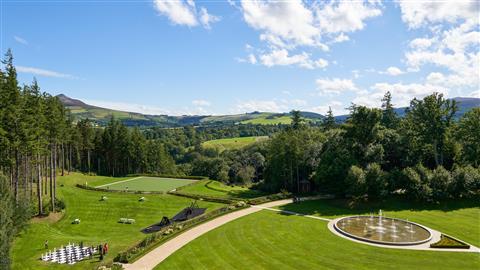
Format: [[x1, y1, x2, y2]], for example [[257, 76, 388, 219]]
[[103, 243, 108, 255]]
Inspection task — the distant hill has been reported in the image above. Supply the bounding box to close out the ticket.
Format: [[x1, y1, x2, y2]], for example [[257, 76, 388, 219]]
[[57, 94, 478, 127], [57, 94, 323, 127]]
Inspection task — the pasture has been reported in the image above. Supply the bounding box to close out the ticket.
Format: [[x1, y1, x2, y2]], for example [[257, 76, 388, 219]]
[[95, 176, 197, 192], [155, 199, 480, 270], [202, 136, 268, 151], [11, 173, 223, 270]]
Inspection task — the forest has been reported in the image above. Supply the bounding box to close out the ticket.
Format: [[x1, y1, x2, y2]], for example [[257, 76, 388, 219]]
[[1, 50, 479, 267]]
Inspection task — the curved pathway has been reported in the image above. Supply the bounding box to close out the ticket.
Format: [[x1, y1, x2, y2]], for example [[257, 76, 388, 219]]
[[123, 199, 294, 270]]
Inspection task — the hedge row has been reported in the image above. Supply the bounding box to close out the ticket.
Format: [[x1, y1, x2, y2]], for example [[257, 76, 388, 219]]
[[127, 174, 208, 181], [246, 192, 292, 205], [76, 184, 165, 195], [114, 202, 249, 263], [430, 234, 470, 249], [167, 190, 238, 204]]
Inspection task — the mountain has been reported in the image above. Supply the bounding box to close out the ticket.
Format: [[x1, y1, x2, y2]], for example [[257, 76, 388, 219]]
[[57, 94, 323, 127], [58, 94, 479, 127]]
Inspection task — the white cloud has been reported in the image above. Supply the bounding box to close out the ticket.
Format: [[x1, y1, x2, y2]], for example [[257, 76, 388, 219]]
[[332, 33, 350, 43], [259, 49, 328, 69], [316, 78, 359, 95], [469, 90, 480, 98], [14, 36, 28, 45], [397, 0, 479, 98], [248, 54, 257, 64], [241, 0, 321, 48], [153, 0, 219, 29], [192, 99, 211, 107], [199, 7, 220, 29], [315, 1, 382, 33], [239, 1, 381, 69], [16, 66, 77, 79], [234, 100, 283, 113], [409, 37, 434, 49], [383, 66, 404, 76], [309, 101, 345, 115], [397, 1, 479, 28], [370, 82, 447, 107]]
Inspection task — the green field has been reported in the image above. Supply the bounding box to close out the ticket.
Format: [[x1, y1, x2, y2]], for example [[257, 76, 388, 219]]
[[155, 199, 480, 270], [202, 136, 268, 151], [12, 173, 224, 270], [240, 115, 292, 125], [177, 180, 266, 199], [96, 176, 197, 192]]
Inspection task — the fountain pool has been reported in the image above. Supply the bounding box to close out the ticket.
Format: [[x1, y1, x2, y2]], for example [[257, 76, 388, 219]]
[[334, 212, 432, 245]]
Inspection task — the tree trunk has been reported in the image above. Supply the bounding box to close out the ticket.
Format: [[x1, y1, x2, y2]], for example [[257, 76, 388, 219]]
[[87, 150, 91, 174], [14, 150, 20, 201], [61, 143, 65, 176], [53, 144, 57, 212], [50, 147, 55, 212], [37, 153, 43, 215]]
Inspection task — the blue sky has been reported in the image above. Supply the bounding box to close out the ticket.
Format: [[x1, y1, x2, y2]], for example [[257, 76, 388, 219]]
[[2, 0, 479, 115]]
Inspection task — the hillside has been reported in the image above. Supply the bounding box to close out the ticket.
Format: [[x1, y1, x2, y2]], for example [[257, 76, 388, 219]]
[[57, 94, 323, 127], [58, 94, 479, 127]]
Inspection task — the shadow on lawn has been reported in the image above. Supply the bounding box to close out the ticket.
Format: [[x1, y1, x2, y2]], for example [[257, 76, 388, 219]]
[[277, 197, 480, 218]]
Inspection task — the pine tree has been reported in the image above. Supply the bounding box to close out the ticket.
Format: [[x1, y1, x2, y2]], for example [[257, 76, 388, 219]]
[[381, 91, 398, 129], [322, 107, 336, 130]]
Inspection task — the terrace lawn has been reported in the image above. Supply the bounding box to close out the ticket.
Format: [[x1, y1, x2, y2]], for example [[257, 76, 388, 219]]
[[202, 136, 268, 151], [178, 180, 266, 199], [11, 173, 224, 270], [277, 198, 480, 247], [96, 176, 197, 192], [155, 199, 480, 270]]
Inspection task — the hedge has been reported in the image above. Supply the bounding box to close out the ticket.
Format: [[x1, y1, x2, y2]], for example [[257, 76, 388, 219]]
[[167, 190, 238, 204], [430, 234, 470, 249], [246, 192, 292, 205], [76, 184, 165, 195]]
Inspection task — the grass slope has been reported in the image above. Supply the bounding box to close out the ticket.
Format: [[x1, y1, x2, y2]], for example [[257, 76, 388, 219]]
[[178, 180, 266, 199], [97, 176, 197, 192], [202, 136, 268, 151], [12, 173, 223, 270], [155, 200, 480, 270]]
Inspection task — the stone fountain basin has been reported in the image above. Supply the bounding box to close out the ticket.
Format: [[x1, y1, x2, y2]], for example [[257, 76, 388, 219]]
[[334, 216, 432, 246]]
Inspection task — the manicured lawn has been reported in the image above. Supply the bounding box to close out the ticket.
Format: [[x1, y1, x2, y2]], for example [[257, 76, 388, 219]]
[[277, 198, 480, 247], [96, 176, 197, 192], [178, 180, 266, 199], [202, 136, 268, 151], [155, 200, 480, 270], [12, 173, 224, 270]]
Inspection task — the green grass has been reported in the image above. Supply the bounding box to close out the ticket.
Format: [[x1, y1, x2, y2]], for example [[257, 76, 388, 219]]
[[95, 176, 197, 192], [277, 198, 480, 247], [241, 116, 292, 125], [202, 136, 268, 151], [178, 180, 266, 199], [155, 199, 480, 270], [12, 173, 224, 270]]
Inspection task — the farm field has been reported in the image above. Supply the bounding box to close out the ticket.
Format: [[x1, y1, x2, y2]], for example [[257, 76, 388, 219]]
[[240, 115, 292, 125], [96, 176, 197, 192], [202, 136, 268, 151], [11, 173, 224, 270], [154, 199, 480, 270], [177, 180, 266, 199]]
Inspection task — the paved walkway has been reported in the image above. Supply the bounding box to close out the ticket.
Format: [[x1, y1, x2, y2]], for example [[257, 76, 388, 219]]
[[123, 199, 294, 270]]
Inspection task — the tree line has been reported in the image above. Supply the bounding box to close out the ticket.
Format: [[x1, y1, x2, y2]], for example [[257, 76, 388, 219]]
[[263, 92, 480, 202]]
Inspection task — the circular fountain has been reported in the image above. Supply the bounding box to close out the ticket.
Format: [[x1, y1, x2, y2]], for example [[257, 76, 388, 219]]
[[334, 210, 432, 245]]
